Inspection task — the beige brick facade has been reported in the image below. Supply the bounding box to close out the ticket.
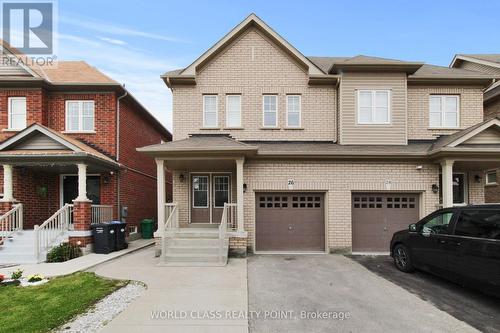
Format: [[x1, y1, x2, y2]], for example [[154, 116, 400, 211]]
[[172, 28, 337, 142], [407, 86, 484, 140]]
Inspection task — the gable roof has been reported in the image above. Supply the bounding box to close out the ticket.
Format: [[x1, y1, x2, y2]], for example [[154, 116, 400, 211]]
[[409, 64, 494, 80], [32, 61, 117, 85], [451, 54, 500, 68], [163, 13, 324, 79], [0, 123, 118, 167]]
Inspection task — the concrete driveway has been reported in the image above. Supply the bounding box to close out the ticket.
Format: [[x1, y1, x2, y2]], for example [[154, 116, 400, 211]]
[[248, 254, 477, 333], [90, 247, 248, 333], [350, 255, 500, 333]]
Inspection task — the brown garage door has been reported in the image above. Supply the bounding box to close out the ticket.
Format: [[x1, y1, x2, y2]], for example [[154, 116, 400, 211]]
[[352, 193, 420, 252], [256, 193, 325, 252]]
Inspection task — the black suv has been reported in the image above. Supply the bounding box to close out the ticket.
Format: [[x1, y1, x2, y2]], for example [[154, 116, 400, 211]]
[[390, 205, 500, 298]]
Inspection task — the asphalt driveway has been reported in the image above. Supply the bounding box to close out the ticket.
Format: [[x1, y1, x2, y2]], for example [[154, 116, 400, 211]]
[[350, 255, 500, 333], [248, 254, 477, 333]]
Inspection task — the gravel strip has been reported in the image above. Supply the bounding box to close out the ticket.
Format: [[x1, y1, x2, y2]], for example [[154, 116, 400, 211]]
[[55, 282, 146, 333]]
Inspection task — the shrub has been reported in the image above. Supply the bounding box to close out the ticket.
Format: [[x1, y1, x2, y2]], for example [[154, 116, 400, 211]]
[[11, 269, 23, 280], [27, 274, 44, 283], [46, 243, 82, 263]]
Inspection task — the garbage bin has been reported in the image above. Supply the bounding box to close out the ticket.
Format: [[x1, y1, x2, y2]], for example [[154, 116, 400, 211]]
[[92, 223, 116, 254], [141, 219, 154, 239], [111, 221, 128, 250]]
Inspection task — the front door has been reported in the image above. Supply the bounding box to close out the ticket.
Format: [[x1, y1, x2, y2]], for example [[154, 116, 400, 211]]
[[190, 174, 231, 224], [62, 175, 101, 205]]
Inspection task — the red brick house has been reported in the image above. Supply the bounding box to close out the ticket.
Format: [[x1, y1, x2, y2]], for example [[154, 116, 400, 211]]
[[0, 43, 171, 263]]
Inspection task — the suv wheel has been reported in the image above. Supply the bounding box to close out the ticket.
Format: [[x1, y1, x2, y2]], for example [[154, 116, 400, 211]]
[[393, 244, 414, 272]]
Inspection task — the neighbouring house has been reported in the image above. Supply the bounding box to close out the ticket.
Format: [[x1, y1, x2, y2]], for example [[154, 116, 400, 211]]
[[139, 14, 500, 266], [0, 42, 172, 264], [450, 54, 500, 203]]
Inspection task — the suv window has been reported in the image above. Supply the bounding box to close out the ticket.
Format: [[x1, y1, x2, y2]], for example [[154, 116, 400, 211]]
[[455, 210, 500, 240], [421, 212, 454, 236]]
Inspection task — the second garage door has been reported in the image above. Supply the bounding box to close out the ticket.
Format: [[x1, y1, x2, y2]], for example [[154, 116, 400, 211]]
[[352, 193, 420, 253], [256, 193, 325, 252]]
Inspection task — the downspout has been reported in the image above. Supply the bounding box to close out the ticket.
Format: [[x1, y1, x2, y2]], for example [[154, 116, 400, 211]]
[[116, 86, 128, 220]]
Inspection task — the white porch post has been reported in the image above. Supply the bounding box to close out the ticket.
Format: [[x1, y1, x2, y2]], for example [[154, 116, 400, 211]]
[[236, 157, 244, 234], [75, 163, 89, 201], [1, 164, 14, 202], [441, 159, 454, 208], [156, 159, 165, 236]]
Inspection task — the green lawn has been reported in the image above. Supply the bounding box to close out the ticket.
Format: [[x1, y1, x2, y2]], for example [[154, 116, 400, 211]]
[[0, 272, 126, 333]]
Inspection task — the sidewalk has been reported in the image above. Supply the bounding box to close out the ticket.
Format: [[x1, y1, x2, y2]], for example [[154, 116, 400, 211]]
[[0, 239, 154, 277], [91, 247, 248, 333]]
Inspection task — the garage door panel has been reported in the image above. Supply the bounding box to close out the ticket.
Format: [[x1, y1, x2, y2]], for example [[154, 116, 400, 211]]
[[352, 193, 419, 253], [256, 193, 325, 252]]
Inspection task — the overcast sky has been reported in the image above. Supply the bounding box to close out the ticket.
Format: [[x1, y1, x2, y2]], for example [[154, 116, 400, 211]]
[[57, 0, 500, 131]]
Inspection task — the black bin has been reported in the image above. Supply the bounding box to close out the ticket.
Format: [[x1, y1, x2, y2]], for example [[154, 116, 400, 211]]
[[92, 223, 116, 254], [111, 221, 128, 251]]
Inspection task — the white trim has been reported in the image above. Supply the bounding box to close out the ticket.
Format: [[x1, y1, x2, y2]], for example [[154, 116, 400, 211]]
[[448, 118, 500, 147], [191, 174, 210, 208], [0, 124, 82, 152], [225, 94, 241, 128], [179, 14, 323, 76], [486, 170, 498, 186], [7, 97, 27, 130], [356, 90, 391, 125], [450, 55, 500, 70], [286, 94, 301, 128], [429, 95, 460, 129], [262, 95, 278, 128], [65, 100, 95, 132], [202, 95, 218, 128], [213, 174, 231, 208]]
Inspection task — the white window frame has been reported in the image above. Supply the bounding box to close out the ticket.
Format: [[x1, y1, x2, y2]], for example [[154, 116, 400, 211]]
[[225, 95, 241, 128], [356, 90, 391, 125], [286, 95, 301, 128], [192, 175, 210, 208], [203, 95, 218, 128], [429, 95, 460, 129], [262, 95, 278, 128], [213, 175, 231, 208], [65, 100, 95, 132], [486, 170, 498, 185], [8, 97, 27, 130]]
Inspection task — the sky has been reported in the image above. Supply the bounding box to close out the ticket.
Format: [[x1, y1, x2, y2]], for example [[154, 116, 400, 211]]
[[56, 0, 500, 131]]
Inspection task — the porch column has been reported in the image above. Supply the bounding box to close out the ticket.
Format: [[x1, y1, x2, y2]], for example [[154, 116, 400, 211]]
[[155, 159, 165, 237], [75, 163, 88, 201], [70, 163, 92, 253], [441, 159, 454, 208], [1, 164, 15, 202], [236, 157, 244, 234]]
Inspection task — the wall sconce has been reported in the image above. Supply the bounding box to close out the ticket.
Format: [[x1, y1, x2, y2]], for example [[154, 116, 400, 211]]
[[243, 183, 247, 193], [179, 173, 185, 183], [474, 175, 482, 183], [431, 184, 439, 194], [103, 175, 110, 184]]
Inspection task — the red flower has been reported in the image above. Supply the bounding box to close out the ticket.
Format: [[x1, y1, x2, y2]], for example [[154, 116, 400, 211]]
[[0, 274, 4, 282]]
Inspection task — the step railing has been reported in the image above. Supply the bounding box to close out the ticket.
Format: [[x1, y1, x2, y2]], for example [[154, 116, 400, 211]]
[[0, 203, 23, 241], [161, 203, 178, 259], [91, 204, 113, 224], [34, 204, 73, 261], [218, 203, 237, 261]]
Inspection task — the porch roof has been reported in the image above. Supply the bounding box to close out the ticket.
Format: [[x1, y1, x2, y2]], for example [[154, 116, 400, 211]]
[[0, 124, 119, 169]]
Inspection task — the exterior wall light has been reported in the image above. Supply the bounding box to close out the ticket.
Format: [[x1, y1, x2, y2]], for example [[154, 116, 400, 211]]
[[243, 183, 247, 193], [431, 184, 439, 194], [474, 175, 482, 183], [179, 173, 185, 182]]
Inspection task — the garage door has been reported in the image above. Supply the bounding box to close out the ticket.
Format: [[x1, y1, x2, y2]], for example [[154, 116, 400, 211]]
[[256, 193, 325, 252], [352, 193, 420, 252]]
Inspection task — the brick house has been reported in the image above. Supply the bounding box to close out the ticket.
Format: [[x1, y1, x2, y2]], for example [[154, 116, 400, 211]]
[[139, 14, 500, 266], [0, 43, 171, 263], [450, 54, 500, 203]]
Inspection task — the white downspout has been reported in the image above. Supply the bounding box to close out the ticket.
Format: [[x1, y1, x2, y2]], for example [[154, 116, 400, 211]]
[[116, 86, 128, 220]]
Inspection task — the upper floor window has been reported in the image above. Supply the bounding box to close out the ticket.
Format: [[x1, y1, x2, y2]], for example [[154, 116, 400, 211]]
[[286, 95, 301, 128], [226, 95, 241, 127], [8, 97, 27, 130], [429, 95, 459, 128], [65, 100, 95, 132], [263, 95, 278, 127], [357, 90, 390, 124], [203, 95, 218, 128]]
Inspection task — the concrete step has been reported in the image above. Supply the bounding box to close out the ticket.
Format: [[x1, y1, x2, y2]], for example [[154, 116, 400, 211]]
[[169, 238, 220, 247], [172, 229, 219, 239], [0, 253, 39, 264], [165, 245, 223, 255]]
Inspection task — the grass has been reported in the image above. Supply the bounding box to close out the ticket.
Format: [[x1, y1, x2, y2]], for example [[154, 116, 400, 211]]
[[0, 272, 126, 333]]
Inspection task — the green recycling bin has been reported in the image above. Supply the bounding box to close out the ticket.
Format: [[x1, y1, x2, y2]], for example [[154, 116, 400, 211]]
[[141, 219, 154, 239]]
